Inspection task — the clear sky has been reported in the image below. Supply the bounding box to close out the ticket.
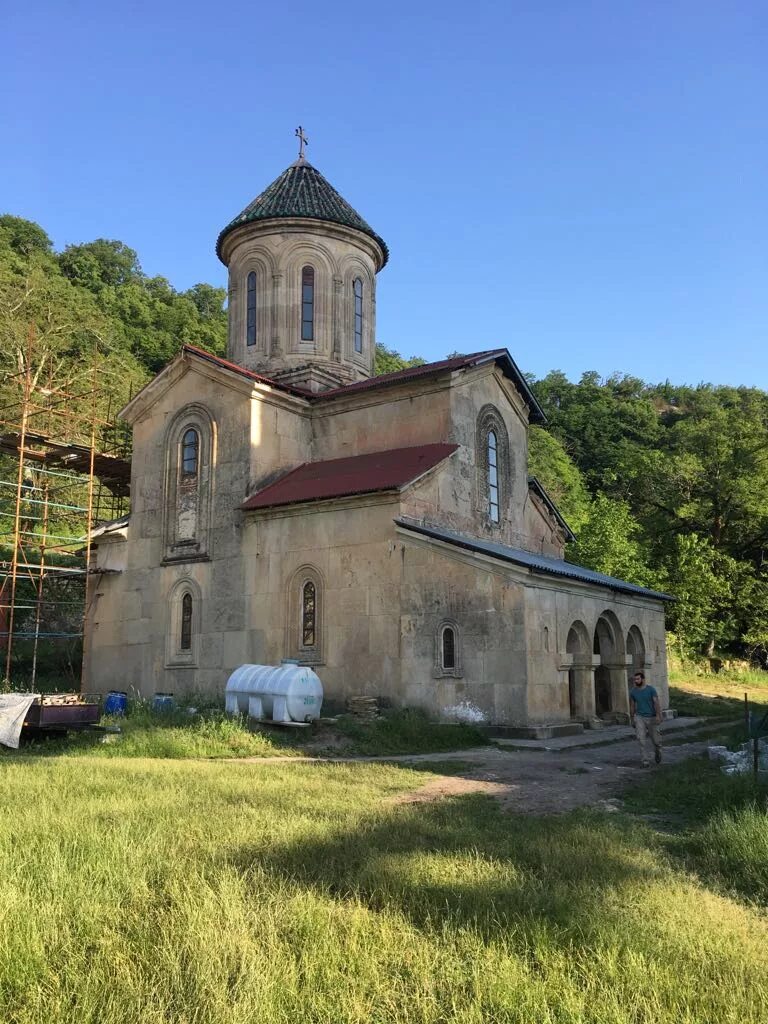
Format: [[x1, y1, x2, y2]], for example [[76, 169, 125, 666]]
[[2, 1, 765, 387]]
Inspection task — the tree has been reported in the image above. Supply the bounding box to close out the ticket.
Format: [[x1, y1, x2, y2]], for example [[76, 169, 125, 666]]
[[374, 343, 425, 375], [664, 534, 738, 658], [568, 493, 652, 587], [527, 426, 589, 533], [0, 215, 53, 257], [59, 239, 142, 291]]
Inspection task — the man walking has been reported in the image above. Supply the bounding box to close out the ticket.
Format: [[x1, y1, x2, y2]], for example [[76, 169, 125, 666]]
[[629, 670, 662, 767]]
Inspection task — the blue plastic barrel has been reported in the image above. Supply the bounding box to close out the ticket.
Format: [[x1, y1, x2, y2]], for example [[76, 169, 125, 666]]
[[104, 691, 128, 716], [153, 693, 175, 713]]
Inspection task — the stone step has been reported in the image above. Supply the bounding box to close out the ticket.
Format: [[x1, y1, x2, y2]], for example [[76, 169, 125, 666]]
[[483, 722, 586, 741], [492, 716, 730, 752]]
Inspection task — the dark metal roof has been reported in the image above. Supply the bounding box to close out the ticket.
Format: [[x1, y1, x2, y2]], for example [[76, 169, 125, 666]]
[[243, 444, 458, 511], [313, 348, 547, 424], [216, 160, 389, 268], [396, 519, 674, 602]]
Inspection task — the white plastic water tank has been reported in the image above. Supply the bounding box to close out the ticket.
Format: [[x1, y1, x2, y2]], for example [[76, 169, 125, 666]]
[[225, 660, 323, 724]]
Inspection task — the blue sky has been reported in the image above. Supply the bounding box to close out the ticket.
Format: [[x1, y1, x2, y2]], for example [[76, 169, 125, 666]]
[[2, 0, 765, 387]]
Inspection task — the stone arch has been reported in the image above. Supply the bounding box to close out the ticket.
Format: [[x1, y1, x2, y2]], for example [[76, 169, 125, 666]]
[[433, 617, 463, 678], [163, 404, 216, 560], [339, 254, 375, 366], [286, 564, 325, 665], [165, 575, 202, 668], [238, 252, 273, 354], [281, 241, 336, 356], [626, 625, 646, 682], [565, 619, 591, 719], [593, 610, 630, 719], [475, 404, 512, 527], [566, 620, 590, 656]]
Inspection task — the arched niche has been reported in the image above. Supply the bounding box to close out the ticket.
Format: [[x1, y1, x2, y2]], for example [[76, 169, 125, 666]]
[[593, 610, 630, 719]]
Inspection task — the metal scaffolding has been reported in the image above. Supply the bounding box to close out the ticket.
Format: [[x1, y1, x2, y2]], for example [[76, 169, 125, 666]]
[[0, 331, 131, 691]]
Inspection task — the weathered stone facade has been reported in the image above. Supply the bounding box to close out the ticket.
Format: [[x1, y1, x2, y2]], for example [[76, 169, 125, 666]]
[[84, 156, 670, 727]]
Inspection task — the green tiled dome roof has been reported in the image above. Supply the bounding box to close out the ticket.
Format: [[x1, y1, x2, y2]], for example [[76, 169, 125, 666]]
[[216, 160, 389, 268]]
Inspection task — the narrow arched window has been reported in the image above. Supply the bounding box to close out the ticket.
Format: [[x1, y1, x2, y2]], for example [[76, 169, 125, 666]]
[[246, 271, 257, 346], [301, 266, 315, 341], [302, 580, 316, 647], [180, 593, 193, 650], [353, 277, 363, 353], [441, 626, 456, 671], [487, 430, 499, 523], [181, 428, 199, 477]]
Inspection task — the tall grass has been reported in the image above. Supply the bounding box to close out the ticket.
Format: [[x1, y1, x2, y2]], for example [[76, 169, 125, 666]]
[[331, 707, 488, 755], [1, 755, 768, 1023], [622, 758, 768, 906], [2, 705, 489, 761]]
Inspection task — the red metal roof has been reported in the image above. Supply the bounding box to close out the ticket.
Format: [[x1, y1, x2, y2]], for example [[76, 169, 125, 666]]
[[181, 345, 545, 422], [182, 345, 310, 397], [242, 443, 458, 511]]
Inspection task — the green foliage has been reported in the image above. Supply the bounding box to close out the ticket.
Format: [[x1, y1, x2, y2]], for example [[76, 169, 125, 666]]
[[664, 534, 739, 656], [527, 425, 589, 532], [568, 493, 652, 586], [1, 217, 228, 384], [59, 238, 142, 290], [531, 369, 768, 659], [0, 214, 53, 256], [374, 342, 425, 375]]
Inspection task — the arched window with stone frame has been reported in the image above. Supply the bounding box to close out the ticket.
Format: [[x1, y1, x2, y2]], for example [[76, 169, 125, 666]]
[[475, 405, 512, 528], [353, 277, 363, 353], [433, 619, 463, 678], [246, 270, 257, 346], [163, 405, 216, 562], [287, 565, 324, 665], [301, 265, 315, 341], [166, 577, 202, 667]]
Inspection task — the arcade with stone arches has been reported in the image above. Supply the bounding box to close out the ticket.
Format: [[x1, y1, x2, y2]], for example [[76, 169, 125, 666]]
[[562, 611, 653, 724]]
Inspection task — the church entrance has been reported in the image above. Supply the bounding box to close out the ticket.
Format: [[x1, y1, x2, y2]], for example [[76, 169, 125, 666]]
[[593, 617, 615, 716], [568, 668, 577, 718]]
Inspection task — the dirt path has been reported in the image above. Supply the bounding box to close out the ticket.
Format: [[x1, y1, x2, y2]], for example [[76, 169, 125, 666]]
[[236, 730, 721, 814], [385, 736, 716, 813]]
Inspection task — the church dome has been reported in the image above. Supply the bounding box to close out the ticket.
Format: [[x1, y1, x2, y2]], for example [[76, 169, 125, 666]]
[[216, 159, 389, 269]]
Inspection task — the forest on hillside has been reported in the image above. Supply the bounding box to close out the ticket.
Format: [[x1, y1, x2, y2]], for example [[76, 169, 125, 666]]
[[2, 214, 767, 666]]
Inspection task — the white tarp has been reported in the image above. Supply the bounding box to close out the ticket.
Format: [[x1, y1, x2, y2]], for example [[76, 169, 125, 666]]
[[0, 693, 37, 749]]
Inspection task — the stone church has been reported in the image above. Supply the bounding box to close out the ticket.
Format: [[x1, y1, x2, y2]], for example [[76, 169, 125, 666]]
[[85, 145, 671, 727]]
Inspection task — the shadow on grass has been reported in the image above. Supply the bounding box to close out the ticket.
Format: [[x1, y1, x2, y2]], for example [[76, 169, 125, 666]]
[[226, 792, 664, 946], [622, 757, 768, 905]]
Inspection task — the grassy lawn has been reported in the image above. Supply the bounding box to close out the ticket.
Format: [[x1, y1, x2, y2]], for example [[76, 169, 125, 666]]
[[669, 665, 768, 721], [2, 751, 768, 1023], [1, 706, 488, 761]]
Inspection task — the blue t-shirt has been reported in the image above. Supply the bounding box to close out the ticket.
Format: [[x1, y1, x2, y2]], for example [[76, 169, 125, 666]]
[[630, 684, 658, 718]]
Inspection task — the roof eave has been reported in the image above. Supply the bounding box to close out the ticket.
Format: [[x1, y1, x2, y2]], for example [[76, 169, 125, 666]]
[[396, 519, 674, 602], [216, 214, 389, 270]]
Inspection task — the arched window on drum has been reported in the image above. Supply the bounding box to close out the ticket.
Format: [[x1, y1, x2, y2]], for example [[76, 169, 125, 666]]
[[246, 271, 257, 346]]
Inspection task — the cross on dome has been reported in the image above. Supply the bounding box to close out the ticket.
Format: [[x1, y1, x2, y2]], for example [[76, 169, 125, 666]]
[[295, 125, 308, 161]]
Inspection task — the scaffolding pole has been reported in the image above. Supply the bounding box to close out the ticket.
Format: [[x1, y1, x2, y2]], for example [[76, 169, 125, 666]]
[[0, 328, 131, 692]]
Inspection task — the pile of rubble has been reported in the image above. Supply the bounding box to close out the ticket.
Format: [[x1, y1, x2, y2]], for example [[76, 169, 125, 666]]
[[708, 739, 768, 775]]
